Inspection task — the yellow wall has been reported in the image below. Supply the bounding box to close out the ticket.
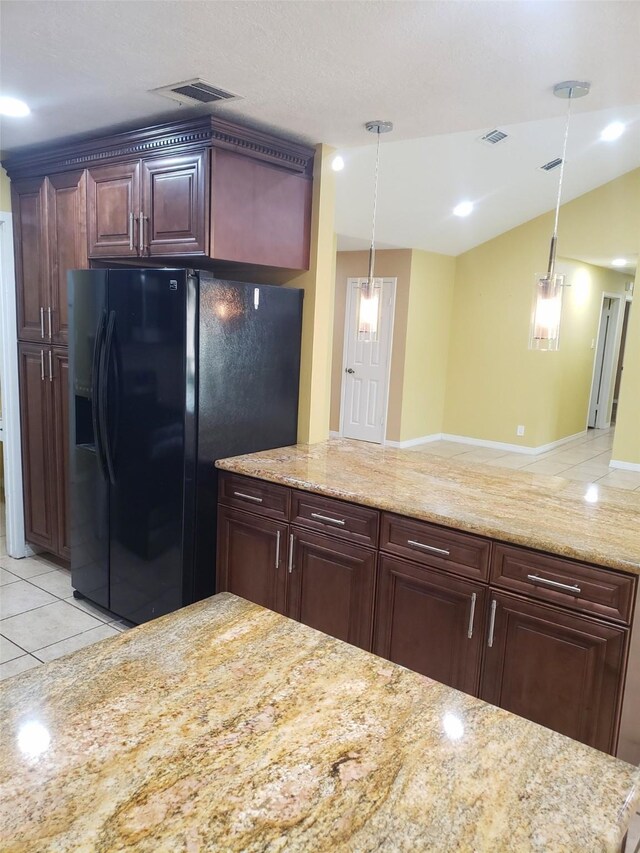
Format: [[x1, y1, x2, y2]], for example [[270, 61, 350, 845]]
[[444, 170, 639, 448], [331, 248, 455, 443], [612, 267, 640, 465], [400, 249, 456, 441], [0, 167, 10, 212]]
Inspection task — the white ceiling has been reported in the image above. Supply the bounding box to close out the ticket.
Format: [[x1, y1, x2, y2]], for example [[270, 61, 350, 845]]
[[2, 0, 639, 263]]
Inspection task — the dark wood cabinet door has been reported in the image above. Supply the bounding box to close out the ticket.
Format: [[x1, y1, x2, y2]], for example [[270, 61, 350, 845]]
[[374, 555, 486, 695], [52, 348, 70, 561], [142, 151, 208, 256], [47, 172, 88, 345], [480, 592, 627, 754], [87, 162, 140, 257], [287, 529, 376, 650], [12, 178, 49, 342], [211, 148, 312, 269], [18, 343, 56, 551], [216, 506, 288, 614]]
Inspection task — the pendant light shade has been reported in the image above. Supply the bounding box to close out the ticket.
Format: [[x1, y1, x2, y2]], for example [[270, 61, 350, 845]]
[[529, 81, 590, 352]]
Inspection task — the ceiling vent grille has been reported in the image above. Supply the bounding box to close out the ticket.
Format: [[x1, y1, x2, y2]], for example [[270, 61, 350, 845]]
[[150, 79, 241, 106], [478, 129, 509, 145], [540, 157, 563, 172]]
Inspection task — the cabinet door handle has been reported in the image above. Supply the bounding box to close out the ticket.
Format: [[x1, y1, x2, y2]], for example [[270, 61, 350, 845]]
[[310, 512, 345, 526], [129, 211, 135, 251], [40, 306, 45, 339], [275, 530, 281, 569], [47, 306, 52, 341], [527, 574, 581, 595], [40, 349, 45, 381], [407, 540, 450, 557], [139, 211, 145, 255], [467, 592, 477, 639], [48, 349, 53, 382], [487, 599, 497, 648], [288, 534, 294, 573], [233, 491, 263, 503]]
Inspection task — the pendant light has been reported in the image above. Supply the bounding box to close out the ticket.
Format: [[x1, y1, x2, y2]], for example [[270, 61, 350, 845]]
[[358, 119, 393, 341], [529, 80, 590, 351]]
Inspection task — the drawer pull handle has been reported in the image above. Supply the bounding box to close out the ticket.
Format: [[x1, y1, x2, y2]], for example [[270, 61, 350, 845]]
[[288, 534, 294, 573], [233, 491, 263, 504], [467, 592, 477, 640], [275, 530, 281, 569], [527, 574, 581, 595], [488, 599, 497, 648], [310, 512, 346, 526], [407, 540, 450, 557]]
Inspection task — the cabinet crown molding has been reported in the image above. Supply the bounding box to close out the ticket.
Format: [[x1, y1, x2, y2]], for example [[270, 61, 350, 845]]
[[2, 116, 315, 180]]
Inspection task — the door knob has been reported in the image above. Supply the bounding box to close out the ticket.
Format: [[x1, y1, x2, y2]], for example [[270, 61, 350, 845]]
[[346, 368, 355, 374]]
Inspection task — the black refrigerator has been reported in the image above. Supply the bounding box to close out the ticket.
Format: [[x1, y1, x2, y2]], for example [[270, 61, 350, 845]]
[[68, 268, 303, 624]]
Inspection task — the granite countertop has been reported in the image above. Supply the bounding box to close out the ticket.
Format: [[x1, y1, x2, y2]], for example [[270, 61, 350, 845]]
[[1, 593, 639, 852], [216, 439, 640, 575]]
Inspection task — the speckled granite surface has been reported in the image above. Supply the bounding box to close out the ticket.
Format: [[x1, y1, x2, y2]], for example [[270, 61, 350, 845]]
[[217, 440, 640, 575], [1, 593, 639, 852]]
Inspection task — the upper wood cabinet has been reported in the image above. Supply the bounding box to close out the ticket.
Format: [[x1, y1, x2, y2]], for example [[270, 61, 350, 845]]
[[13, 172, 86, 345], [87, 152, 209, 258]]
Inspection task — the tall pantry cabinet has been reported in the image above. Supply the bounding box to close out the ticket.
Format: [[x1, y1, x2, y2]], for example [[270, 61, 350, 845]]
[[5, 116, 315, 563], [13, 171, 87, 559]]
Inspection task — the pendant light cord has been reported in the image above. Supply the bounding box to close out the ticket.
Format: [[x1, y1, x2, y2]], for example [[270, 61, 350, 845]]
[[548, 89, 574, 279], [367, 128, 382, 286]]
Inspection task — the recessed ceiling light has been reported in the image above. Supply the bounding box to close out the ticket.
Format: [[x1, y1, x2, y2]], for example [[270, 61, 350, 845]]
[[611, 258, 628, 267], [600, 122, 625, 141], [453, 201, 473, 217], [0, 96, 30, 117], [331, 155, 345, 172]]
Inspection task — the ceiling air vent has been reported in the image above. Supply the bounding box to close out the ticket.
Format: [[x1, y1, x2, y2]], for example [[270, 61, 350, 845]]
[[540, 157, 563, 172], [150, 79, 241, 106], [478, 129, 509, 145]]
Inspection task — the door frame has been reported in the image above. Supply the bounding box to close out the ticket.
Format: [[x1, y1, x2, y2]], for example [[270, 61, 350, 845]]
[[338, 276, 396, 444], [586, 291, 626, 430], [0, 213, 28, 557]]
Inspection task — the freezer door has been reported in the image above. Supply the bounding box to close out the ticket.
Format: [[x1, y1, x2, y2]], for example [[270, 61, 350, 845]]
[[68, 269, 109, 608], [106, 269, 189, 623]]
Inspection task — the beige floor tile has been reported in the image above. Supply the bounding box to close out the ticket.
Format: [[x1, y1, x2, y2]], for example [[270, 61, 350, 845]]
[[551, 447, 606, 464], [557, 469, 604, 484], [1, 600, 105, 652], [487, 455, 534, 469], [64, 595, 113, 623], [412, 444, 470, 458], [0, 567, 20, 586], [29, 568, 74, 599], [0, 555, 58, 580], [521, 460, 574, 476], [0, 580, 58, 619], [453, 447, 507, 461], [33, 623, 122, 662], [0, 654, 42, 681], [0, 634, 26, 663], [598, 472, 640, 490]]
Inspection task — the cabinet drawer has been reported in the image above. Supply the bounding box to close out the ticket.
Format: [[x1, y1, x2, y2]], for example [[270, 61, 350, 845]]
[[218, 473, 290, 521], [291, 491, 379, 548], [380, 513, 490, 581], [491, 544, 636, 625]]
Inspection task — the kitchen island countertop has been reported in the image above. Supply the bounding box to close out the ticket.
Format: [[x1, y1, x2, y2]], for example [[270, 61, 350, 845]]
[[1, 592, 639, 852], [216, 439, 640, 575]]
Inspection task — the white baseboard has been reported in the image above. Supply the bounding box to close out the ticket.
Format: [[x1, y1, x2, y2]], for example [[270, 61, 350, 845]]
[[439, 430, 588, 456], [384, 433, 443, 449], [609, 459, 640, 472]]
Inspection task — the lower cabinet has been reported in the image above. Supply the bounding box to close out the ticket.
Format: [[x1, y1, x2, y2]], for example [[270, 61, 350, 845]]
[[374, 555, 486, 695], [216, 506, 288, 614], [18, 343, 69, 559], [480, 592, 627, 753], [288, 528, 376, 651]]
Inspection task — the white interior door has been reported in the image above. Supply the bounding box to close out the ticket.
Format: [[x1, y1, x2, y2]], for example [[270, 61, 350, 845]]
[[341, 277, 396, 443], [588, 293, 623, 429]]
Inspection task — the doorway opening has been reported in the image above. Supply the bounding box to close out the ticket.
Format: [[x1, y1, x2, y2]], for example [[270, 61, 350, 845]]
[[339, 277, 396, 444], [587, 292, 627, 431], [611, 299, 632, 425]]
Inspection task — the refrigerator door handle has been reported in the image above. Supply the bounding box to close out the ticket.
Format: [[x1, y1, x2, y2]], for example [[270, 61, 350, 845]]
[[100, 310, 118, 485], [92, 310, 109, 480]]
